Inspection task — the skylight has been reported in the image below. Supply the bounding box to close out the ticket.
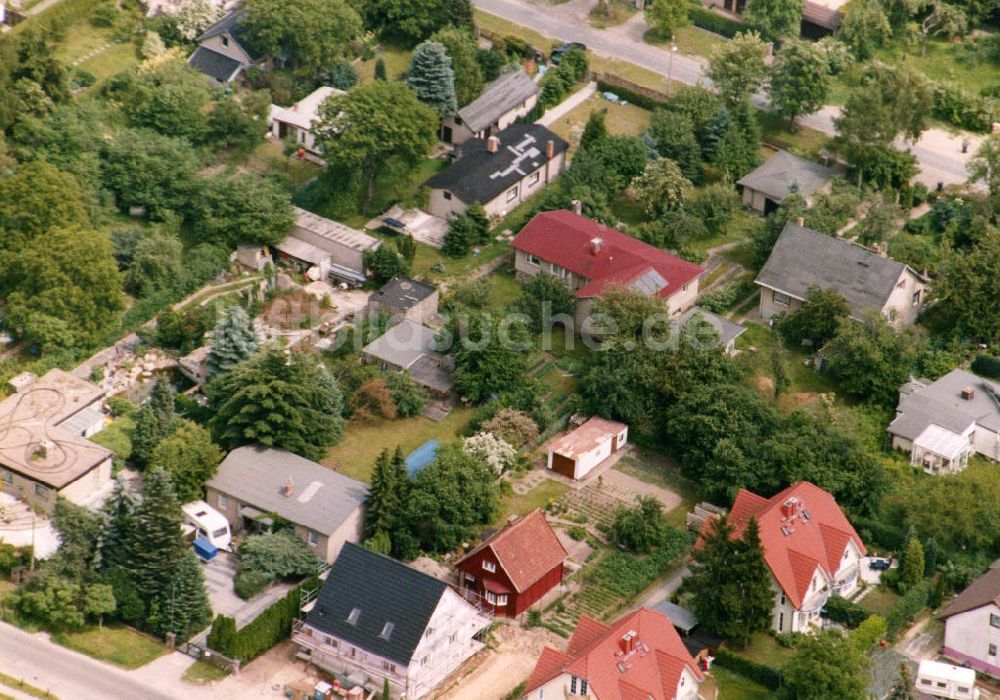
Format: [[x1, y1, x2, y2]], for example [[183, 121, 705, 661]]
[[379, 622, 395, 640], [346, 607, 361, 625]]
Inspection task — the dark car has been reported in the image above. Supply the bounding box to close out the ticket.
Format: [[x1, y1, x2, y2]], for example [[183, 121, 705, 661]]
[[551, 42, 587, 64], [868, 558, 892, 571]]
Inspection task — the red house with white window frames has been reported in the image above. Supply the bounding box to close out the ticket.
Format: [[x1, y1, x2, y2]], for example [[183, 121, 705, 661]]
[[456, 509, 568, 618]]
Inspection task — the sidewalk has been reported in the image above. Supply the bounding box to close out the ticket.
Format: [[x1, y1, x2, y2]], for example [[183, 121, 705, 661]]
[[536, 81, 597, 127]]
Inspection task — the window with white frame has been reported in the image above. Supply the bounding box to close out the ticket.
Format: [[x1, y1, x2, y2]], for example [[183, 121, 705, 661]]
[[506, 185, 519, 202], [464, 573, 475, 582], [217, 494, 229, 509], [308, 531, 319, 547], [773, 291, 791, 306], [496, 594, 508, 606], [991, 613, 1000, 629], [526, 253, 540, 266], [482, 560, 496, 573], [485, 591, 496, 604], [528, 172, 540, 186]]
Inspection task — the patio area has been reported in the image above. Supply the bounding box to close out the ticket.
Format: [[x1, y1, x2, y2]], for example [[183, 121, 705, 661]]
[[368, 205, 449, 249]]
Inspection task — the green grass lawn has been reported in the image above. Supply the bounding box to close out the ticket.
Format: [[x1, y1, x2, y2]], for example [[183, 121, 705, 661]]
[[0, 671, 57, 700], [874, 36, 1000, 99], [589, 0, 637, 29], [483, 267, 523, 312], [860, 586, 902, 616], [688, 210, 762, 258], [709, 667, 772, 700], [546, 95, 652, 158], [645, 25, 727, 60], [182, 661, 231, 685], [614, 451, 698, 528], [54, 19, 115, 66], [90, 415, 135, 462], [356, 43, 413, 83], [494, 479, 570, 526], [243, 141, 322, 187], [736, 324, 839, 404], [323, 408, 474, 483], [52, 626, 166, 669], [759, 111, 830, 158], [77, 41, 139, 83], [728, 630, 795, 668]]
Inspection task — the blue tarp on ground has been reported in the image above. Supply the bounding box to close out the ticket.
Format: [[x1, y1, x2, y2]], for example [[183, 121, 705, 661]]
[[405, 439, 441, 477], [193, 536, 218, 561]]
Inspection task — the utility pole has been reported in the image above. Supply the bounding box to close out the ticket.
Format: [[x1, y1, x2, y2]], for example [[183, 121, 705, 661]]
[[667, 43, 678, 97]]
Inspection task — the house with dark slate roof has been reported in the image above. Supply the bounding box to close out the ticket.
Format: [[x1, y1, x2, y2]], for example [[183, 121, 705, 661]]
[[441, 69, 540, 145], [425, 123, 567, 219], [292, 543, 489, 699], [941, 564, 1000, 679], [737, 150, 835, 214], [755, 222, 929, 326], [187, 10, 265, 84]]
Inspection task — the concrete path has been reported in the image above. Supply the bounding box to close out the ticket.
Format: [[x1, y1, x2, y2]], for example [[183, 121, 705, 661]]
[[537, 81, 597, 126], [633, 565, 691, 612], [473, 0, 984, 189]]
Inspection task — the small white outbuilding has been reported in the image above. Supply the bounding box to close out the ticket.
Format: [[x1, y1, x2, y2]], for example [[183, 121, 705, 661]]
[[546, 417, 628, 480]]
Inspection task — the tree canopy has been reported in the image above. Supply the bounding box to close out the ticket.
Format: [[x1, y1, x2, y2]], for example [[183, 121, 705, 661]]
[[242, 0, 362, 71], [707, 31, 769, 103]]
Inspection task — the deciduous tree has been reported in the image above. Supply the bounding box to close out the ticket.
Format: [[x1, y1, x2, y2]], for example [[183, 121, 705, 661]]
[[775, 287, 851, 347], [745, 0, 802, 42], [242, 0, 362, 72], [645, 0, 689, 40], [781, 630, 870, 700], [430, 26, 483, 106], [149, 420, 224, 503], [83, 584, 116, 628], [768, 39, 831, 123], [514, 272, 576, 332], [193, 175, 294, 248], [707, 31, 769, 103], [631, 158, 691, 219], [100, 128, 199, 220], [838, 0, 891, 60]]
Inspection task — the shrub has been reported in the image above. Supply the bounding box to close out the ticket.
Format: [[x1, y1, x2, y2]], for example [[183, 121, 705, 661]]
[[106, 396, 137, 418], [972, 354, 1000, 380], [885, 579, 931, 639], [852, 515, 906, 551], [568, 525, 587, 541], [234, 569, 274, 600], [0, 543, 33, 576], [713, 648, 782, 689], [688, 6, 745, 38], [237, 532, 322, 580], [697, 277, 757, 314], [481, 408, 539, 448], [823, 595, 872, 629]]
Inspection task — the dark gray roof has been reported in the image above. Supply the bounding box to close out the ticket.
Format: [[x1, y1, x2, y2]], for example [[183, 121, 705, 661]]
[[305, 543, 448, 665], [755, 223, 914, 318], [457, 69, 540, 134], [888, 369, 1000, 441], [737, 150, 835, 203], [362, 320, 439, 369], [206, 446, 368, 535], [408, 354, 454, 394], [374, 277, 437, 311], [650, 600, 698, 632], [187, 46, 243, 83], [940, 566, 1000, 619], [196, 9, 263, 61], [425, 123, 568, 205], [674, 307, 746, 348]]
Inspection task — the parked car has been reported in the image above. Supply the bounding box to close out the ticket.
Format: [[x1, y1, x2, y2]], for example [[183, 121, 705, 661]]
[[551, 42, 586, 64], [868, 558, 892, 571]]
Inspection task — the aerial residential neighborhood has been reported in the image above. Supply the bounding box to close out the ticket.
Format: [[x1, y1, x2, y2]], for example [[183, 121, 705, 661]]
[[3, 0, 1000, 697]]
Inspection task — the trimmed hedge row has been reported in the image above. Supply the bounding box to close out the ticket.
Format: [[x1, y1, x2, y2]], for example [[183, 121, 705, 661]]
[[885, 579, 931, 640], [972, 354, 1000, 380], [594, 79, 666, 111], [688, 6, 746, 39], [713, 648, 783, 690], [823, 595, 872, 629]]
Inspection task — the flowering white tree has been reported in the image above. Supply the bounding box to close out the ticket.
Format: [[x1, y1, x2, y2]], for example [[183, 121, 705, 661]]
[[175, 0, 223, 41], [463, 432, 516, 475]]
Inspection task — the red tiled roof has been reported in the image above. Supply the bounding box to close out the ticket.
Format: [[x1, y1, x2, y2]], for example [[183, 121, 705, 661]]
[[525, 609, 704, 698], [511, 210, 704, 300], [457, 509, 567, 594], [719, 482, 867, 609]]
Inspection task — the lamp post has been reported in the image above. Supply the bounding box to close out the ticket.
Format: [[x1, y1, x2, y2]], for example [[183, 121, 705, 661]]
[[667, 43, 678, 97]]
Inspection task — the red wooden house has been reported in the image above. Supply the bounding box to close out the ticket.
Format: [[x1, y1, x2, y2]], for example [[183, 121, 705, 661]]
[[457, 509, 568, 618]]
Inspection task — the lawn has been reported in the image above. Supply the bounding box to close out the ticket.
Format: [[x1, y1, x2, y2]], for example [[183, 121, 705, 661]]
[[709, 667, 772, 700], [182, 660, 231, 685], [759, 111, 830, 158], [483, 267, 523, 312], [52, 626, 166, 669], [323, 407, 474, 483], [356, 42, 413, 84], [546, 95, 652, 157], [494, 479, 570, 526], [90, 415, 135, 464], [860, 586, 902, 616], [54, 19, 115, 66], [874, 36, 1000, 100], [0, 671, 56, 700], [646, 25, 727, 60], [242, 141, 323, 187], [688, 210, 763, 258], [588, 0, 637, 29], [736, 324, 840, 404], [728, 630, 795, 668], [77, 41, 139, 83], [614, 451, 698, 528]]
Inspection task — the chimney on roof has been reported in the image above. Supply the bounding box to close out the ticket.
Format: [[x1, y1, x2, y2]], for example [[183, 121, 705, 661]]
[[961, 386, 976, 401], [795, 217, 805, 227], [546, 139, 554, 160], [507, 514, 519, 525], [570, 199, 583, 216], [619, 630, 637, 655], [486, 136, 500, 154], [781, 497, 800, 519], [282, 478, 294, 497], [590, 237, 604, 256]]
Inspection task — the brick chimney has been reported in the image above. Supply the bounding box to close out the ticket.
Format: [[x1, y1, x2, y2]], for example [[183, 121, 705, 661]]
[[545, 139, 554, 160], [486, 136, 500, 154], [590, 237, 604, 256], [619, 630, 637, 655], [961, 386, 976, 401], [781, 497, 800, 519], [282, 478, 295, 497]]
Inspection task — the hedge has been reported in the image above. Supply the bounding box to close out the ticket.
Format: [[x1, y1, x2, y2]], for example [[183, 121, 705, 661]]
[[207, 576, 320, 662], [885, 579, 931, 640], [688, 6, 746, 39], [594, 79, 667, 111], [972, 354, 1000, 381], [822, 595, 871, 629], [713, 648, 783, 690]]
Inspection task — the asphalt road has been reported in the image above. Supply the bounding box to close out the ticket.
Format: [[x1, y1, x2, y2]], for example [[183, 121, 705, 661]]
[[0, 622, 177, 700]]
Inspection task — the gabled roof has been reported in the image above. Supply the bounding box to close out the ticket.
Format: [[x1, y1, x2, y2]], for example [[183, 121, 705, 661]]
[[425, 123, 568, 205], [755, 222, 921, 319], [305, 543, 451, 665], [940, 566, 1000, 619], [549, 417, 627, 459], [457, 69, 539, 134], [361, 319, 440, 369], [196, 9, 264, 60], [511, 210, 704, 301], [457, 509, 567, 593], [187, 46, 243, 83], [673, 307, 746, 348], [888, 368, 1000, 442], [718, 482, 866, 609], [737, 150, 834, 203], [206, 446, 368, 536], [525, 609, 704, 698], [272, 86, 344, 130]]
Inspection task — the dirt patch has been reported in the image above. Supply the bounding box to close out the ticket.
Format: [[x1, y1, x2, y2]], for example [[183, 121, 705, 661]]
[[755, 375, 775, 394], [410, 556, 451, 581], [432, 624, 563, 700], [600, 468, 682, 512], [261, 289, 338, 330], [790, 392, 821, 407]]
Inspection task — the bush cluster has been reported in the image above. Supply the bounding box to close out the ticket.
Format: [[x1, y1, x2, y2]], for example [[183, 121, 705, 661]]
[[822, 595, 872, 629], [885, 579, 931, 639], [539, 50, 589, 107], [688, 6, 746, 38], [972, 354, 1000, 380], [712, 648, 783, 690]]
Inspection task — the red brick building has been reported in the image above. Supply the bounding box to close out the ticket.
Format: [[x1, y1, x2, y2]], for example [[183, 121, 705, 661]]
[[456, 509, 568, 618]]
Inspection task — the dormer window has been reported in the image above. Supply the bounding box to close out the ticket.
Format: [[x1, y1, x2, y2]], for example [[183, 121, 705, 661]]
[[221, 34, 229, 47]]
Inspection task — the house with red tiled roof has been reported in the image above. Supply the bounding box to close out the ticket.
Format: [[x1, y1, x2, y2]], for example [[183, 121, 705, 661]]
[[523, 608, 704, 700], [456, 509, 568, 618], [703, 481, 866, 634], [511, 210, 704, 326]]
